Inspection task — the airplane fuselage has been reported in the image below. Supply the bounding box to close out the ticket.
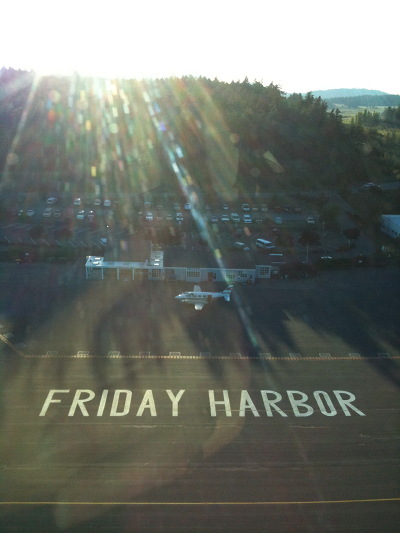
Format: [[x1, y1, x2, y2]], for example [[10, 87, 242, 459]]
[[175, 285, 233, 310]]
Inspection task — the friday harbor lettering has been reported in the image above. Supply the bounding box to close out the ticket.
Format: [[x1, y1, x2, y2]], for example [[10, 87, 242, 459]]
[[39, 389, 366, 417]]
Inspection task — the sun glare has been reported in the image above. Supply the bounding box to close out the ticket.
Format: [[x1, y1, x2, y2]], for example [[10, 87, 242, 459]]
[[3, 0, 210, 81]]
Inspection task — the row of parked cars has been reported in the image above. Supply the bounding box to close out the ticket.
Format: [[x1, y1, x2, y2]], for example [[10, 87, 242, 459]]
[[47, 196, 113, 207]]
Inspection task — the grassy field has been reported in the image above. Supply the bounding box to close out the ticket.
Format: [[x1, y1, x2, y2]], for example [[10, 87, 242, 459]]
[[334, 105, 391, 123]]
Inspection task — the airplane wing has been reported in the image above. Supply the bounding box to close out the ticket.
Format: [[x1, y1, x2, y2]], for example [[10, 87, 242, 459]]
[[194, 301, 206, 310]]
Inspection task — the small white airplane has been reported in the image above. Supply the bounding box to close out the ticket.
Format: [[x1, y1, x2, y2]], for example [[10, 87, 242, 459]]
[[175, 285, 234, 310]]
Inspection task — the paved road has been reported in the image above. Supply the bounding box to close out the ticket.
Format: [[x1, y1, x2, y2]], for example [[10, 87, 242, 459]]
[[0, 265, 399, 532]]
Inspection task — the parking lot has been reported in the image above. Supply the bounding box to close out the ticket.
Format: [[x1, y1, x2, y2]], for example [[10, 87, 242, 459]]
[[0, 192, 379, 274]]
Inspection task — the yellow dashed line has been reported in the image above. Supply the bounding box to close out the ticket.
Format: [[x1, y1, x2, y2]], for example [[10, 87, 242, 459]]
[[1, 497, 399, 506]]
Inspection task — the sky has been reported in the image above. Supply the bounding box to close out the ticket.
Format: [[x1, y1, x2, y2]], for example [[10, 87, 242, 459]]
[[1, 0, 399, 94]]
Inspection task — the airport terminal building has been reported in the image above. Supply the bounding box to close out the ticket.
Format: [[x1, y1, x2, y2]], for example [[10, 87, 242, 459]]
[[85, 253, 273, 283]]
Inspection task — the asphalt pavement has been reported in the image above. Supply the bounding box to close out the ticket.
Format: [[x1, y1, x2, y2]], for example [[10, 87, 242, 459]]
[[0, 265, 399, 532]]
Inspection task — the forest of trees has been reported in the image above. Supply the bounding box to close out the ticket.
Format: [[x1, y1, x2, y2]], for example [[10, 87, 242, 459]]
[[351, 106, 400, 128], [0, 68, 399, 198], [325, 94, 400, 108]]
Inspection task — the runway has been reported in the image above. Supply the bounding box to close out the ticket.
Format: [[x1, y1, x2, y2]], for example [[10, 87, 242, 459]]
[[0, 266, 399, 531]]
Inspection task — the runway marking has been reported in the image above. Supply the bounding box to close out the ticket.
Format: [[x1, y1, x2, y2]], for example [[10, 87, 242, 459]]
[[14, 353, 400, 360], [0, 333, 26, 357], [2, 497, 400, 506], [1, 337, 399, 361]]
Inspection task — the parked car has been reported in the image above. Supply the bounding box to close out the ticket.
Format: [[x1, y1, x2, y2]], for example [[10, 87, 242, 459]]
[[74, 198, 81, 206], [243, 214, 252, 224], [307, 216, 315, 224], [26, 209, 35, 217], [242, 203, 250, 211], [43, 208, 52, 217], [234, 242, 250, 251], [94, 198, 102, 206], [221, 214, 230, 222], [145, 212, 153, 221], [231, 213, 240, 222], [176, 212, 183, 222], [47, 197, 57, 204], [274, 216, 283, 224], [103, 199, 111, 207], [76, 210, 85, 220], [184, 202, 192, 210]]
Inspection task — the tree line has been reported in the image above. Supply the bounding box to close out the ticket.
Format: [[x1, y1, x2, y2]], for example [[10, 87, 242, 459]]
[[351, 106, 400, 128], [0, 69, 399, 197]]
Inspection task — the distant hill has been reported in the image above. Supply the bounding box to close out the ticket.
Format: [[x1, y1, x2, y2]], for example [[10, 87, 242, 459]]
[[325, 94, 400, 109], [310, 89, 390, 99]]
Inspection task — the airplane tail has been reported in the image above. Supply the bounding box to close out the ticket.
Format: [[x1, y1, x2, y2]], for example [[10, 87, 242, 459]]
[[222, 285, 234, 302]]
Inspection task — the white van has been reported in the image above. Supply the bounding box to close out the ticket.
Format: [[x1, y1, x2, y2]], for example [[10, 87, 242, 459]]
[[256, 238, 275, 250]]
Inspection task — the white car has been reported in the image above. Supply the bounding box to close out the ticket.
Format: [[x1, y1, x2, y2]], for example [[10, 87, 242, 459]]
[[145, 212, 153, 221], [94, 198, 101, 206], [184, 202, 192, 210], [234, 242, 250, 251], [222, 203, 229, 210], [307, 216, 315, 224], [243, 214, 252, 224], [221, 214, 230, 222], [173, 202, 180, 211], [242, 203, 250, 211], [76, 210, 85, 220], [43, 208, 52, 217], [274, 216, 283, 225], [26, 209, 35, 217], [103, 199, 111, 207], [74, 198, 81, 206], [231, 213, 240, 223], [47, 197, 57, 204], [176, 212, 183, 222]]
